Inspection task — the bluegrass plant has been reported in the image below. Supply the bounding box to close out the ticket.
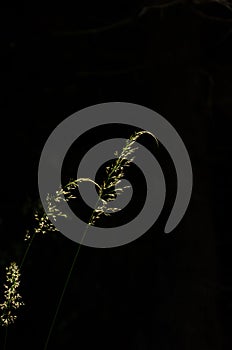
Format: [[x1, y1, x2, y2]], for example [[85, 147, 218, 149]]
[[0, 130, 158, 349]]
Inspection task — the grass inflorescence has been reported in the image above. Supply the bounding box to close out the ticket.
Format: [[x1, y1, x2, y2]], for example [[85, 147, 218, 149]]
[[0, 262, 24, 327], [0, 129, 159, 350]]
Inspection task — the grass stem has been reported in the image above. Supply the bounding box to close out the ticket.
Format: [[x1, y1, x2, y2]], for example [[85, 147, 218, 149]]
[[43, 198, 101, 350]]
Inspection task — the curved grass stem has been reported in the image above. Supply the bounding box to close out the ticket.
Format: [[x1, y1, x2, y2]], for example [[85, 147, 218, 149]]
[[43, 198, 101, 350]]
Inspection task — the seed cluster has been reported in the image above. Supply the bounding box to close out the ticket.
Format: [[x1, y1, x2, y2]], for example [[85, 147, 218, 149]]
[[0, 262, 24, 326]]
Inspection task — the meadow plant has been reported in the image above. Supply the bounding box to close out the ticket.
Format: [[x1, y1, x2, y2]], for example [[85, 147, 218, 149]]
[[0, 129, 158, 349]]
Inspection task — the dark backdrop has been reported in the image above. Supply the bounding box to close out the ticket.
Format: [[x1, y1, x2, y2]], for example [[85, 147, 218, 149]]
[[0, 1, 231, 349]]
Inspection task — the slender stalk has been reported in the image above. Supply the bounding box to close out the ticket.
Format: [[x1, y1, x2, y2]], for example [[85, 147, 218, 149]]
[[43, 199, 101, 350], [20, 232, 36, 269], [43, 244, 82, 350]]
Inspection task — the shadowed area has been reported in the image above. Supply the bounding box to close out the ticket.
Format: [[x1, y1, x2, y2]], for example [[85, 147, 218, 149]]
[[0, 1, 231, 349]]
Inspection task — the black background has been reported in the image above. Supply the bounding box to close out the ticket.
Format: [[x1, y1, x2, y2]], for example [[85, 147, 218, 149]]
[[0, 1, 232, 349]]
